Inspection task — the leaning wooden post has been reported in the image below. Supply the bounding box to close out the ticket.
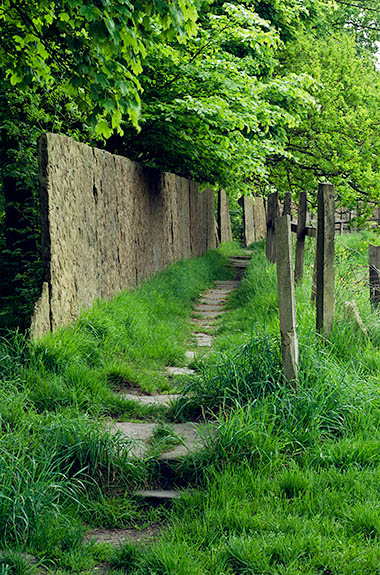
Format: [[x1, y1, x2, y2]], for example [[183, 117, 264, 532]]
[[276, 215, 298, 386], [266, 192, 279, 262], [316, 183, 335, 335], [295, 191, 307, 283], [369, 244, 380, 309]]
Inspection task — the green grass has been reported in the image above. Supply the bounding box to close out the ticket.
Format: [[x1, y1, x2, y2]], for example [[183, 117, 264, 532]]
[[0, 243, 238, 564]]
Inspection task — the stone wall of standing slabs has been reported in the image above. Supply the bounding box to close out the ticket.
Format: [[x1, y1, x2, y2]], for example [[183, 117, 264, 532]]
[[30, 133, 216, 338]]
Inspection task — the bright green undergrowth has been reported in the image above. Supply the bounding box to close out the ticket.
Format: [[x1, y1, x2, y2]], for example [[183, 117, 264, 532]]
[[3, 233, 380, 574], [124, 232, 380, 575], [0, 244, 238, 564]]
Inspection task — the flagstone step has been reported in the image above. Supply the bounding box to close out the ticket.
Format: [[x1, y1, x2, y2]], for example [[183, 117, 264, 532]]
[[108, 421, 203, 459], [135, 489, 181, 504], [193, 333, 213, 346], [121, 393, 181, 406], [166, 366, 195, 377]]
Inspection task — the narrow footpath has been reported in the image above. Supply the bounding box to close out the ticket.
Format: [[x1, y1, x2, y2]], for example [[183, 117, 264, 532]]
[[87, 250, 253, 547]]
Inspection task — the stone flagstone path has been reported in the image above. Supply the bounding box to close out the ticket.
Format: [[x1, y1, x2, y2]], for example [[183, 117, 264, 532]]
[[88, 251, 253, 547]]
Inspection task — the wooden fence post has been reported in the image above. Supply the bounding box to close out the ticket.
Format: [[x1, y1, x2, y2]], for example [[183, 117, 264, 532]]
[[266, 192, 279, 262], [316, 182, 335, 335], [276, 215, 298, 386], [295, 191, 307, 284], [369, 244, 380, 309]]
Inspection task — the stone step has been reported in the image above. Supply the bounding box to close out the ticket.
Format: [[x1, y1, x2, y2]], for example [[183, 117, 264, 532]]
[[135, 489, 181, 505], [228, 259, 251, 267], [200, 290, 231, 298], [108, 421, 205, 460], [193, 310, 224, 319], [86, 526, 161, 547], [199, 294, 228, 303], [193, 333, 213, 347], [214, 280, 239, 287], [166, 366, 195, 377], [194, 303, 225, 312], [121, 393, 181, 406]]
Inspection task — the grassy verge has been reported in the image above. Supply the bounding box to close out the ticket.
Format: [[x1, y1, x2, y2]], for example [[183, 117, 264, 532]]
[[0, 243, 238, 567]]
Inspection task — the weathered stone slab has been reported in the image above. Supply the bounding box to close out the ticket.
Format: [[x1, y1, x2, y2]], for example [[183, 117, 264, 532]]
[[121, 393, 181, 406], [240, 195, 255, 246], [185, 350, 195, 360], [191, 320, 214, 329], [166, 366, 195, 377], [218, 189, 233, 243], [316, 183, 335, 335], [109, 421, 202, 459], [86, 526, 161, 547], [199, 294, 228, 303], [135, 490, 181, 503], [194, 333, 213, 346], [229, 259, 251, 268], [195, 304, 225, 312], [214, 280, 239, 287], [194, 310, 223, 319], [276, 215, 298, 385], [253, 197, 266, 241], [369, 244, 380, 309], [295, 191, 307, 284], [266, 192, 280, 262]]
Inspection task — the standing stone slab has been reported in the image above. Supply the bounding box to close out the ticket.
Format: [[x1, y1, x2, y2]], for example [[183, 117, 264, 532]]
[[253, 197, 266, 241], [295, 192, 307, 284], [266, 192, 280, 262], [316, 183, 335, 335], [218, 190, 233, 243], [283, 192, 292, 217], [240, 195, 255, 247], [276, 215, 298, 385], [369, 244, 380, 309]]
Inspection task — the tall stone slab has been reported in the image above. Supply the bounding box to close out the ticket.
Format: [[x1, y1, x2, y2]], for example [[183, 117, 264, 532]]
[[240, 195, 255, 247], [218, 189, 232, 243], [295, 191, 307, 283], [266, 192, 280, 262], [316, 182, 335, 335], [31, 133, 215, 337], [253, 197, 266, 241], [283, 192, 292, 217], [369, 244, 380, 309], [276, 215, 298, 386]]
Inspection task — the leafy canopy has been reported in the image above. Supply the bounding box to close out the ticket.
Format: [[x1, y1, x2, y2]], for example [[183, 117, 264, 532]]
[[0, 0, 199, 136], [109, 0, 320, 195]]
